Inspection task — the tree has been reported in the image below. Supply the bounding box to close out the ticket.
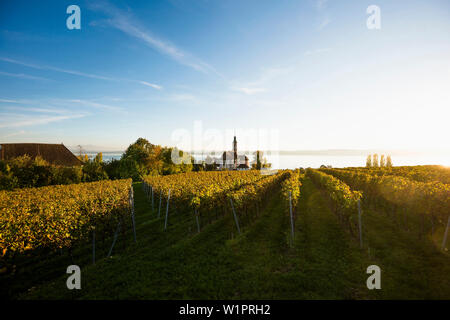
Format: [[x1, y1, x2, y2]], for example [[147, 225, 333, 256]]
[[104, 159, 121, 179], [77, 154, 89, 163], [366, 155, 372, 167], [6, 155, 52, 188], [161, 147, 193, 175], [386, 155, 393, 167], [82, 153, 108, 182], [253, 151, 262, 170], [94, 152, 103, 163], [252, 151, 271, 169], [203, 155, 216, 171], [0, 155, 84, 189], [262, 159, 272, 169], [372, 154, 379, 167], [380, 154, 386, 167], [119, 138, 193, 180], [121, 138, 163, 179]]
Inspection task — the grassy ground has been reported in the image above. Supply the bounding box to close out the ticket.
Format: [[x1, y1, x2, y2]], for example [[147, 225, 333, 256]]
[[11, 178, 450, 299], [360, 202, 450, 299]]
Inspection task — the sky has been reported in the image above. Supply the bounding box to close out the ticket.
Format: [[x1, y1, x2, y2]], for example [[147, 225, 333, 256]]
[[0, 0, 449, 153]]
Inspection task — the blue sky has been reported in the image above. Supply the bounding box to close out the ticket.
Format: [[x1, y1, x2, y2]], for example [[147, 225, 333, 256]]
[[0, 0, 449, 152]]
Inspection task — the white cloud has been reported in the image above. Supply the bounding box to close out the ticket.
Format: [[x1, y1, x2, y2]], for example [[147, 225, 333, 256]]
[[1, 97, 127, 114], [68, 99, 125, 113], [304, 48, 331, 56], [316, 0, 328, 10], [3, 106, 71, 114], [314, 0, 331, 30], [0, 97, 126, 129], [88, 1, 220, 76], [0, 57, 43, 69], [231, 67, 291, 95], [318, 17, 331, 30], [0, 114, 86, 128], [0, 70, 50, 81], [0, 56, 115, 81], [2, 130, 26, 138], [139, 81, 162, 90], [168, 94, 196, 101], [0, 99, 21, 103], [0, 57, 162, 90], [232, 87, 266, 95]]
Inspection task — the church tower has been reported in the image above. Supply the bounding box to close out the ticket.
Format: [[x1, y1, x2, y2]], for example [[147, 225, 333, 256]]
[[233, 135, 237, 168]]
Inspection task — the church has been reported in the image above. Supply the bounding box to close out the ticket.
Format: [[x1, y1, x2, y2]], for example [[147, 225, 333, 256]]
[[219, 136, 250, 170]]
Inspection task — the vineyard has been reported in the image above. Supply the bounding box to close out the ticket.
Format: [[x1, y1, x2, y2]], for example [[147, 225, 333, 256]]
[[0, 166, 449, 299], [0, 179, 133, 255], [319, 168, 450, 236], [345, 165, 450, 184]]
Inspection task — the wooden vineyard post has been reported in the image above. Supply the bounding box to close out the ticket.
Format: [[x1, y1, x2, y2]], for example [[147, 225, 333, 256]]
[[151, 186, 154, 212], [404, 209, 408, 231], [229, 198, 241, 235], [421, 212, 425, 239], [130, 187, 136, 243], [289, 191, 294, 243], [107, 221, 121, 258], [92, 228, 96, 265], [431, 214, 435, 235], [158, 190, 162, 218], [441, 216, 450, 251], [164, 189, 171, 230], [195, 209, 200, 233], [358, 199, 363, 248], [392, 207, 398, 227]]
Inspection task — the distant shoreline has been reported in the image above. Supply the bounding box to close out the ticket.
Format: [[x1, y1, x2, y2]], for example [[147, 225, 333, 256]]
[[70, 149, 450, 157]]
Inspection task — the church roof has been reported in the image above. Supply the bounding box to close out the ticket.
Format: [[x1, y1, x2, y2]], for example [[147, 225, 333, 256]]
[[222, 151, 235, 159], [222, 151, 248, 161], [238, 154, 249, 161]]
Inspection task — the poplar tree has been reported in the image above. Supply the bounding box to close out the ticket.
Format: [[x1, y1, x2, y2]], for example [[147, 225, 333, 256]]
[[372, 154, 379, 167], [386, 155, 393, 167], [94, 152, 103, 163], [366, 155, 372, 167], [380, 154, 386, 167]]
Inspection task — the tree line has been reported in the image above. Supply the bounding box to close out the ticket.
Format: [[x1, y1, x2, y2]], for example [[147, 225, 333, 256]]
[[0, 138, 272, 190], [0, 138, 193, 190], [366, 154, 393, 168]]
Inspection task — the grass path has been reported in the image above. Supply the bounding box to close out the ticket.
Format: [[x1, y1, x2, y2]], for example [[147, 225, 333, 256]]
[[359, 202, 450, 299]]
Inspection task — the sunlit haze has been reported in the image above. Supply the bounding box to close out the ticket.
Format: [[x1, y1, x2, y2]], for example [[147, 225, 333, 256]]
[[1, 0, 449, 161]]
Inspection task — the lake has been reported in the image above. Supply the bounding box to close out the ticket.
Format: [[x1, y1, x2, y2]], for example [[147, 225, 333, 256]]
[[192, 153, 450, 169], [86, 152, 450, 169]]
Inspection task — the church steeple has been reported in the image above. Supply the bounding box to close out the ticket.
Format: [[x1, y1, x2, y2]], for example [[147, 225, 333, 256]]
[[233, 135, 237, 168]]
